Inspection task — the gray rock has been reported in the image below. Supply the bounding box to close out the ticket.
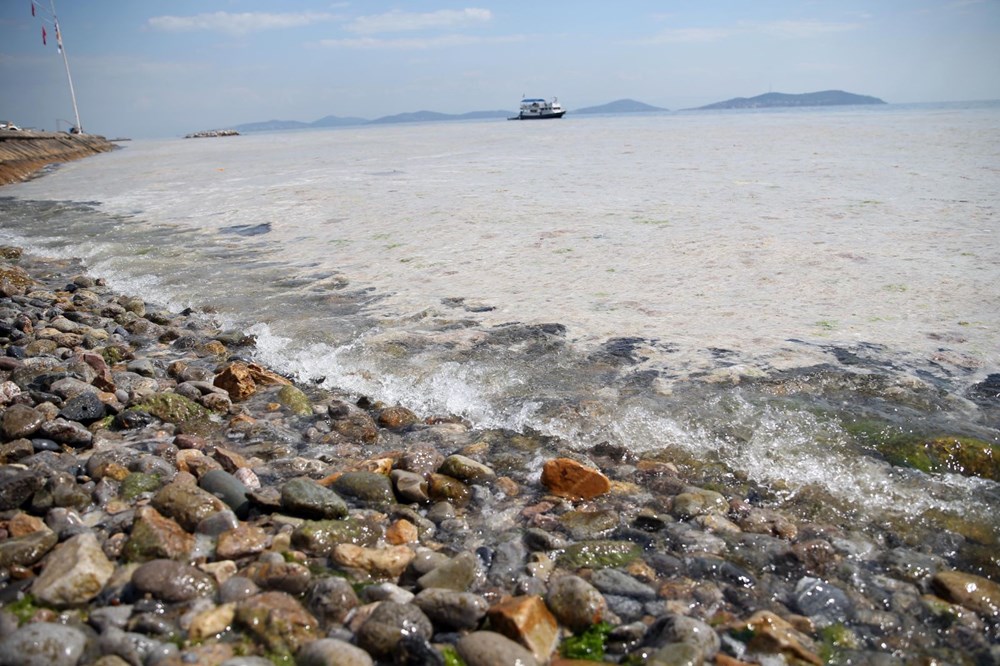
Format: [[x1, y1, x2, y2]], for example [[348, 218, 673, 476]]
[[31, 531, 114, 607], [199, 469, 251, 519], [131, 559, 216, 602], [152, 480, 227, 531], [644, 613, 720, 659], [58, 392, 106, 424], [605, 593, 644, 622], [487, 537, 527, 587], [88, 605, 134, 632], [355, 601, 433, 661], [455, 631, 539, 666], [390, 469, 429, 503], [0, 467, 44, 511], [591, 567, 658, 600], [0, 527, 58, 568], [546, 574, 608, 633], [648, 642, 704, 666], [295, 638, 374, 666], [218, 576, 260, 603], [98, 626, 176, 666], [414, 588, 489, 630], [305, 576, 359, 625], [220, 658, 276, 666], [330, 471, 396, 509], [281, 477, 348, 519], [416, 551, 479, 591], [793, 577, 853, 626], [361, 582, 415, 605], [37, 418, 93, 447], [0, 622, 89, 666], [196, 509, 240, 536]]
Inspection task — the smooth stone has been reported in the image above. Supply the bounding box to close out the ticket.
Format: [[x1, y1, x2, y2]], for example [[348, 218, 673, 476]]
[[306, 576, 360, 625], [281, 477, 349, 520], [376, 405, 419, 430], [438, 454, 497, 485], [31, 531, 114, 607], [540, 457, 611, 500], [131, 559, 216, 602], [931, 570, 1000, 619], [545, 574, 608, 633], [390, 469, 429, 503], [414, 588, 489, 630], [330, 471, 396, 509], [199, 470, 251, 519], [196, 509, 241, 536], [151, 480, 227, 532], [98, 626, 176, 666], [122, 505, 194, 562], [793, 577, 853, 625], [559, 509, 620, 540], [455, 631, 539, 666], [218, 576, 261, 603], [295, 638, 374, 666], [416, 551, 479, 591], [216, 523, 270, 559], [355, 601, 433, 661], [671, 488, 728, 519], [648, 642, 704, 666], [361, 582, 415, 605], [243, 560, 312, 595], [36, 418, 93, 447], [643, 613, 721, 659], [591, 567, 658, 601], [1, 403, 45, 440], [0, 527, 58, 568], [0, 622, 89, 666]]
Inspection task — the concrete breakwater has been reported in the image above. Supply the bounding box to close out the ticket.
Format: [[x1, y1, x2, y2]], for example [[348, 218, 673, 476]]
[[0, 131, 115, 186]]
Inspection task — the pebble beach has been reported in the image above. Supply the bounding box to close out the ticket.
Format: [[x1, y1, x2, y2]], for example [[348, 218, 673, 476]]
[[1, 246, 999, 666]]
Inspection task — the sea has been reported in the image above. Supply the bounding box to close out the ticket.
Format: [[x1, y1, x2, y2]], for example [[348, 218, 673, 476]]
[[2, 102, 999, 559]]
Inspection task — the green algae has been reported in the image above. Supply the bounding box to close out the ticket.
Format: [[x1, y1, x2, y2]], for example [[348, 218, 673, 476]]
[[560, 621, 614, 660], [557, 540, 643, 569]]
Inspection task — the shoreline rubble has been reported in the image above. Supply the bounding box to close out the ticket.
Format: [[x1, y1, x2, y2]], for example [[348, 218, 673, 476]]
[[0, 131, 115, 186], [0, 245, 998, 666]]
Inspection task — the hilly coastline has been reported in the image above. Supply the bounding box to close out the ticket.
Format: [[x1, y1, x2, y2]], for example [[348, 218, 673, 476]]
[[696, 90, 886, 110], [228, 90, 883, 134]]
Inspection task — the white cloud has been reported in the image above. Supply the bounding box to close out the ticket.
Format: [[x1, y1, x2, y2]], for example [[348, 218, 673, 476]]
[[320, 33, 522, 50], [345, 8, 492, 35], [147, 11, 337, 35]]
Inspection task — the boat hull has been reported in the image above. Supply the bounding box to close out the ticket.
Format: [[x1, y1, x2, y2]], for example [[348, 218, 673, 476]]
[[508, 111, 566, 120]]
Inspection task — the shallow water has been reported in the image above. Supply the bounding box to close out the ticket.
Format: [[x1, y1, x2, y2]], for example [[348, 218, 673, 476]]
[[2, 103, 999, 558]]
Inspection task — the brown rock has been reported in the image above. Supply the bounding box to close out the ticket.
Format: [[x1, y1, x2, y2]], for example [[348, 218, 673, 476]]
[[214, 446, 250, 472], [332, 543, 415, 579], [377, 405, 419, 430], [739, 611, 822, 666], [123, 506, 194, 562], [8, 512, 46, 537], [213, 362, 258, 401], [931, 570, 1000, 619], [540, 458, 611, 500], [152, 479, 227, 531], [235, 591, 320, 654], [216, 523, 270, 560], [385, 519, 419, 545], [486, 595, 560, 663]]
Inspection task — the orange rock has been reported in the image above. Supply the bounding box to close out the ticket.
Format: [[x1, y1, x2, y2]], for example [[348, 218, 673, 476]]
[[8, 512, 46, 537], [486, 595, 560, 663], [715, 655, 756, 666], [246, 362, 292, 387], [740, 610, 822, 666], [385, 519, 419, 545], [214, 446, 250, 472], [214, 362, 258, 401], [540, 458, 611, 500]]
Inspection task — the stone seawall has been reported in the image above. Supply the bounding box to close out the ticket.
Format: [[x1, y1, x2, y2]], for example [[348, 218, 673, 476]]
[[0, 131, 115, 186]]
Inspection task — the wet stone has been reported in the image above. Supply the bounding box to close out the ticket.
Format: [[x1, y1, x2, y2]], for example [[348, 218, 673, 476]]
[[57, 391, 106, 424], [414, 588, 489, 630], [484, 594, 559, 663], [306, 576, 360, 625], [281, 477, 349, 519], [591, 567, 658, 600], [0, 621, 89, 666], [296, 638, 374, 666], [417, 550, 479, 591], [456, 630, 540, 666], [438, 454, 497, 485], [151, 479, 227, 532], [198, 469, 251, 518], [356, 601, 433, 661], [546, 574, 608, 633], [235, 590, 319, 655], [122, 505, 194, 562], [291, 517, 382, 555], [329, 470, 396, 509], [793, 577, 853, 626], [931, 570, 1000, 619], [0, 527, 58, 568], [540, 457, 611, 500], [131, 559, 216, 602], [31, 531, 114, 607], [1, 403, 45, 439]]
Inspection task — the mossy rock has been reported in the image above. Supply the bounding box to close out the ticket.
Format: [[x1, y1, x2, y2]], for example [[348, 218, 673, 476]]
[[133, 392, 213, 432], [557, 539, 643, 569], [121, 472, 162, 500], [0, 247, 24, 261], [0, 266, 34, 291], [290, 517, 382, 555], [843, 419, 1000, 481], [276, 385, 312, 416]]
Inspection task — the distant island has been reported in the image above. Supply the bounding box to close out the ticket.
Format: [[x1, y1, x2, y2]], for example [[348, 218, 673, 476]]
[[223, 91, 886, 134], [573, 99, 668, 114], [695, 90, 886, 110]]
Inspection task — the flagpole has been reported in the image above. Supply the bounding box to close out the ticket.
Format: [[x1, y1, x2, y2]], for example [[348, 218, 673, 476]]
[[49, 0, 83, 134]]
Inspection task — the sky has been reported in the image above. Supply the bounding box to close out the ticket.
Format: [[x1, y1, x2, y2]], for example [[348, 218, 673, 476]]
[[1, 1, 999, 138]]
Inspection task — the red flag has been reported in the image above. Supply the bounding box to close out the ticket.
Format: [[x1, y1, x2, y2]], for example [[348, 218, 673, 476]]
[[41, 26, 46, 45]]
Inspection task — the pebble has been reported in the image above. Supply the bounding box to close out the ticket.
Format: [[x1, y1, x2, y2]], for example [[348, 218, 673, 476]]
[[0, 622, 89, 666], [0, 251, 994, 666]]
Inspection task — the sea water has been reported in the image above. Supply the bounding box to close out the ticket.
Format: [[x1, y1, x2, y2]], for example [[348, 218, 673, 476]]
[[2, 103, 999, 551]]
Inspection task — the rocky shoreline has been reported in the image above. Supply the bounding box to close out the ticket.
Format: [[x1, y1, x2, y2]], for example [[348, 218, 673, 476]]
[[0, 247, 998, 666], [0, 132, 115, 186]]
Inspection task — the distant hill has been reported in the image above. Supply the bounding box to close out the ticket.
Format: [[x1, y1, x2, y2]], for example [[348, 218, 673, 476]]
[[696, 90, 886, 110], [368, 109, 509, 124], [233, 119, 312, 132], [311, 114, 369, 128], [574, 99, 668, 114]]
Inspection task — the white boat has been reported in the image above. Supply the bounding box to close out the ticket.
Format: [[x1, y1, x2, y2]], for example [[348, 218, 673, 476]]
[[509, 98, 566, 120]]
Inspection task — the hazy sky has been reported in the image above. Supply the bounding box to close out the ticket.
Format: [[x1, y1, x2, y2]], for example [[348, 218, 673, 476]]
[[2, 1, 999, 138]]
